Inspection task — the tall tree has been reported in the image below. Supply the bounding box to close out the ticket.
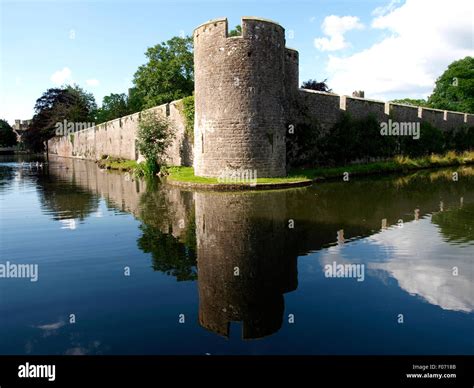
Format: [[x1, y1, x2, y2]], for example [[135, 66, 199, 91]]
[[301, 79, 332, 93], [133, 36, 194, 108], [428, 56, 474, 113], [0, 119, 17, 147], [24, 85, 97, 151], [96, 93, 129, 123], [127, 87, 145, 114], [390, 98, 428, 107], [228, 25, 242, 37]]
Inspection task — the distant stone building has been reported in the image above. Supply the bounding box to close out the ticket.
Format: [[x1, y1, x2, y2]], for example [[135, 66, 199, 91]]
[[352, 90, 365, 98], [12, 119, 31, 143]]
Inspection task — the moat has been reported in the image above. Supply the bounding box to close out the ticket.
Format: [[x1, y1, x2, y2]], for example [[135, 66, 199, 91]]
[[1, 155, 473, 355]]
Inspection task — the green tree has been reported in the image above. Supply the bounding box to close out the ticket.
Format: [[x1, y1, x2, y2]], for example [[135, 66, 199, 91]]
[[0, 119, 17, 147], [127, 87, 145, 114], [228, 25, 242, 37], [301, 79, 332, 93], [136, 110, 174, 173], [400, 121, 444, 157], [133, 36, 194, 108], [428, 56, 474, 113], [390, 98, 428, 107], [96, 93, 129, 123], [65, 85, 97, 122], [24, 85, 97, 151]]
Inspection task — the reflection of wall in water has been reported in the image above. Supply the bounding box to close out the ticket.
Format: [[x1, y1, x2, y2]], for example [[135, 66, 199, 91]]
[[195, 191, 298, 339], [47, 156, 193, 240], [48, 156, 146, 216], [46, 158, 474, 326]]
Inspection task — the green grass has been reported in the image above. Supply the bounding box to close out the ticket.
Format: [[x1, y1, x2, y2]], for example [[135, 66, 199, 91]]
[[166, 166, 310, 185], [167, 151, 474, 185], [290, 151, 474, 180], [97, 157, 139, 172], [97, 151, 474, 186]]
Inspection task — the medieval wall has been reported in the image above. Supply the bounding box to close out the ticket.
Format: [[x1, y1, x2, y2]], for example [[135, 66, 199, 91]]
[[48, 100, 193, 167], [294, 90, 474, 134]]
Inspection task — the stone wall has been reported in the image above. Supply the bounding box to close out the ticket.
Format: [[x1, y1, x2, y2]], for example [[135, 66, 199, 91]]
[[48, 100, 193, 166], [295, 89, 341, 131], [295, 89, 474, 134]]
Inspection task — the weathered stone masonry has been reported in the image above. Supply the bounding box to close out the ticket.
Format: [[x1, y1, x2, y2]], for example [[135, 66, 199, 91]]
[[48, 16, 474, 178], [193, 17, 290, 178], [48, 101, 193, 167]]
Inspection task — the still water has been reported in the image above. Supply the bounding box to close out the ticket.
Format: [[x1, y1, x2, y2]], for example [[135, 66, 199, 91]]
[[0, 155, 473, 355]]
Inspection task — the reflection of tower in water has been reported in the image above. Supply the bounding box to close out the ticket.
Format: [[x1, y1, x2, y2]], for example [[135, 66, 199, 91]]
[[195, 192, 298, 339]]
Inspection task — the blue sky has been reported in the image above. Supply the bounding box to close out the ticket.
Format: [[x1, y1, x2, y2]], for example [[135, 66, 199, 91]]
[[1, 0, 472, 124]]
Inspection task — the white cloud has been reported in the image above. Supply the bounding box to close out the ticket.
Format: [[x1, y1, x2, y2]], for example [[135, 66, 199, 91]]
[[318, 218, 474, 313], [86, 79, 100, 87], [367, 219, 474, 313], [314, 15, 364, 51], [50, 67, 72, 86], [0, 101, 34, 125], [324, 0, 474, 100], [371, 0, 402, 17]]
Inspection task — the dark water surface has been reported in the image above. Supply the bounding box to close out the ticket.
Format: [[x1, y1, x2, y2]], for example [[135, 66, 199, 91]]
[[0, 155, 473, 355]]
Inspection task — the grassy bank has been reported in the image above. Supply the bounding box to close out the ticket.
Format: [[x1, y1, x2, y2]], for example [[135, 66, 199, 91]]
[[96, 151, 474, 185], [290, 151, 474, 180], [97, 157, 139, 172], [167, 151, 474, 185], [165, 166, 310, 185]]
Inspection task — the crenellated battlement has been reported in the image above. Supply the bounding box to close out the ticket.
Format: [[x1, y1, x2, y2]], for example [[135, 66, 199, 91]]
[[193, 16, 293, 178], [193, 17, 228, 39], [193, 16, 285, 41]]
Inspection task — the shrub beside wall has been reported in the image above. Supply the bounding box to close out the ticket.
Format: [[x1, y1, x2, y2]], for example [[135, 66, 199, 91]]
[[136, 111, 174, 173], [286, 112, 474, 168]]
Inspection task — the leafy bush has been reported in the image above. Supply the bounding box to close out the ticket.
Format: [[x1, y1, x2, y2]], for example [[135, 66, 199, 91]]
[[181, 95, 194, 140], [400, 121, 444, 157], [136, 110, 174, 174], [321, 113, 359, 165], [286, 118, 323, 168], [287, 106, 473, 167], [133, 162, 155, 178], [355, 114, 396, 161], [320, 114, 452, 165], [444, 126, 474, 152], [320, 114, 395, 165], [0, 119, 17, 147]]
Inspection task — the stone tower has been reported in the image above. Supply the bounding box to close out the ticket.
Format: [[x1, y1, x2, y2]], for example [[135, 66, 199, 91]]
[[193, 17, 298, 178]]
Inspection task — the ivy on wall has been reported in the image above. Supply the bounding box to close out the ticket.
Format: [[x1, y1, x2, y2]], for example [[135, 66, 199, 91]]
[[181, 95, 195, 141]]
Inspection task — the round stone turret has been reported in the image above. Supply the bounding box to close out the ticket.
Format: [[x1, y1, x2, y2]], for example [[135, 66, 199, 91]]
[[193, 17, 290, 178]]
